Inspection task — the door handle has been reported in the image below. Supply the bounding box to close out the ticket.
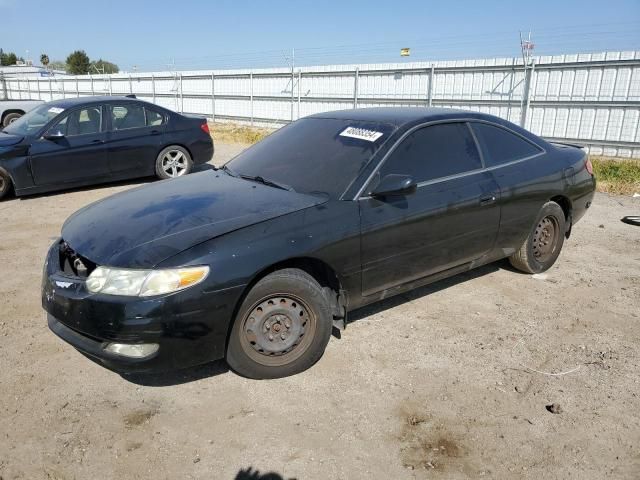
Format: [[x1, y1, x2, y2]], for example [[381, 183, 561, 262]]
[[480, 195, 496, 206], [150, 130, 161, 136], [91, 139, 104, 144]]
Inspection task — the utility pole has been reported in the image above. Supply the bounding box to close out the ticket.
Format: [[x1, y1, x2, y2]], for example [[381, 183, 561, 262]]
[[519, 31, 535, 128]]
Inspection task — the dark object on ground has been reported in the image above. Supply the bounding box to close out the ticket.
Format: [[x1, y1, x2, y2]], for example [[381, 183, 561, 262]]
[[546, 403, 563, 414], [621, 215, 640, 226]]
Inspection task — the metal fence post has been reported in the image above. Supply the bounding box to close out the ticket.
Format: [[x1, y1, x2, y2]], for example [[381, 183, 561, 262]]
[[90, 75, 94, 95], [290, 69, 295, 122], [179, 74, 183, 113], [37, 77, 41, 99], [48, 76, 52, 100], [129, 75, 133, 94], [250, 72, 254, 126], [427, 64, 435, 107], [109, 77, 113, 96], [61, 79, 65, 98], [353, 67, 359, 108], [152, 75, 156, 104], [211, 73, 215, 122], [76, 77, 79, 97], [520, 59, 535, 128], [297, 70, 302, 119]]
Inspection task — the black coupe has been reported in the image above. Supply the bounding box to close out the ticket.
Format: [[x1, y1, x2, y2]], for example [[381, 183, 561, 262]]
[[0, 96, 213, 199], [43, 108, 596, 379]]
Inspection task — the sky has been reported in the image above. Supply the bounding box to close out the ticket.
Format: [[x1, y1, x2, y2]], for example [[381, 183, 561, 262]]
[[0, 0, 639, 72]]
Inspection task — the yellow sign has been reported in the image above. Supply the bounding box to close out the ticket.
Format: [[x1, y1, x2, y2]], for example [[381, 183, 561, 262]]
[[400, 48, 410, 57]]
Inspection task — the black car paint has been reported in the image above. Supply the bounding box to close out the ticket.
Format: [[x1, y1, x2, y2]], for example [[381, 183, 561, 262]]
[[42, 108, 596, 373], [0, 96, 213, 196]]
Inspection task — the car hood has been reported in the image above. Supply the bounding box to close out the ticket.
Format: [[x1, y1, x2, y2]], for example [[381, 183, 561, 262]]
[[0, 132, 24, 147], [62, 170, 328, 268]]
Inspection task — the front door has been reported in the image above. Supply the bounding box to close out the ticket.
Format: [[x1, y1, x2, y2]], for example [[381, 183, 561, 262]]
[[29, 105, 109, 185], [359, 122, 501, 297]]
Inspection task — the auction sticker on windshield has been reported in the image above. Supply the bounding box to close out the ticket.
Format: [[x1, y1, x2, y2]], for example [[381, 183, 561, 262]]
[[339, 126, 384, 142], [48, 107, 65, 115]]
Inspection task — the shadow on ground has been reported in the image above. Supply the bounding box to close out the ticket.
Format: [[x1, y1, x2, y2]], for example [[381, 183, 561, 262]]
[[234, 467, 294, 480]]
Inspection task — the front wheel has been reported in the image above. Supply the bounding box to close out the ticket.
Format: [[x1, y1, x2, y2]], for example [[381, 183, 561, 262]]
[[155, 146, 193, 179], [226, 269, 334, 379], [509, 201, 566, 274], [0, 170, 12, 200]]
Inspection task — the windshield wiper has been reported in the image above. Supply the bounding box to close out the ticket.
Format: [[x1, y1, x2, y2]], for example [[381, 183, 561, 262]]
[[219, 164, 237, 177], [238, 174, 295, 192]]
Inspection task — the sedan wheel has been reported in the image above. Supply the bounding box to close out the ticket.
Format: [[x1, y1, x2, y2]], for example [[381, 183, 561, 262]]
[[155, 146, 193, 179], [0, 170, 12, 200]]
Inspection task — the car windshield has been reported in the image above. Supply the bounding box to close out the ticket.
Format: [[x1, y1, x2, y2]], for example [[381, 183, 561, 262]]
[[226, 118, 396, 199], [2, 104, 65, 136]]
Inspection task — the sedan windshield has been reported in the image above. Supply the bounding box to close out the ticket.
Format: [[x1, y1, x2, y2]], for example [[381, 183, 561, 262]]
[[226, 118, 396, 199], [2, 104, 65, 136]]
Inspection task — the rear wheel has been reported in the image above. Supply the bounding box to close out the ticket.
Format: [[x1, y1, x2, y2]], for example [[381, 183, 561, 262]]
[[509, 201, 566, 274], [226, 268, 333, 379], [0, 170, 12, 200], [155, 146, 192, 179], [2, 112, 22, 127]]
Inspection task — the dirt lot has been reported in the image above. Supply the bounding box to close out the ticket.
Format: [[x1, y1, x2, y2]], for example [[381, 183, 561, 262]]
[[1, 143, 639, 480]]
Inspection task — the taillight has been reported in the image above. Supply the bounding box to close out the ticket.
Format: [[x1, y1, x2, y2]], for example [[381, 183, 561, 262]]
[[200, 122, 210, 134], [585, 157, 594, 175]]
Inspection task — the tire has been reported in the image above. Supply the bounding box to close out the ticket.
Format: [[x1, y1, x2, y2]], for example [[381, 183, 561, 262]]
[[226, 268, 334, 379], [509, 201, 566, 274], [2, 112, 22, 127], [155, 145, 193, 179], [0, 170, 12, 200], [621, 216, 640, 227]]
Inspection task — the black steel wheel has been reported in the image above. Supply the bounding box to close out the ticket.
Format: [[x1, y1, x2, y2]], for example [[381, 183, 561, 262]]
[[226, 268, 333, 379], [0, 170, 12, 200], [509, 201, 566, 274]]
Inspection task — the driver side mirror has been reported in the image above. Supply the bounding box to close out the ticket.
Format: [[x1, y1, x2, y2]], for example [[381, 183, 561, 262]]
[[43, 130, 65, 141], [370, 174, 417, 198]]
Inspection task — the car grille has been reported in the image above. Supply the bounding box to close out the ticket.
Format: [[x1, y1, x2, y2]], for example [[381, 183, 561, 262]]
[[58, 240, 97, 278]]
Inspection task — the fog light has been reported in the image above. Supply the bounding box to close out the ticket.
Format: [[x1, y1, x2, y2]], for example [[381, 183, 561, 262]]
[[104, 342, 159, 358]]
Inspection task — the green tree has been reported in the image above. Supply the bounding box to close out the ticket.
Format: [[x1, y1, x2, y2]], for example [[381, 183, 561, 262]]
[[66, 50, 90, 75], [1, 51, 17, 66], [40, 53, 50, 68], [90, 58, 119, 74]]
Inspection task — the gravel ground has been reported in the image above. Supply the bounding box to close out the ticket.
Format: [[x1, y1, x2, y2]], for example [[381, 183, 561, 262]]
[[1, 143, 639, 480]]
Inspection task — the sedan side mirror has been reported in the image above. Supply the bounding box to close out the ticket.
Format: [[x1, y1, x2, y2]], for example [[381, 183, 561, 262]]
[[43, 130, 65, 141], [370, 174, 417, 197]]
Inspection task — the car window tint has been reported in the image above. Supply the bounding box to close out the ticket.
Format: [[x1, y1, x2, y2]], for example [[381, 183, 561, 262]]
[[378, 123, 481, 183], [51, 107, 101, 137], [145, 108, 164, 126], [471, 122, 542, 167], [111, 104, 146, 130]]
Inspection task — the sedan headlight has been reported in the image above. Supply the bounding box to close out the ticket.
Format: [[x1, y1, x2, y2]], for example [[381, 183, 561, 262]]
[[86, 266, 209, 297]]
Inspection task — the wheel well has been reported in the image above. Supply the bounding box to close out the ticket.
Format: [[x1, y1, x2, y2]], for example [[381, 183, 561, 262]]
[[550, 195, 572, 221], [225, 257, 342, 350], [1, 109, 25, 122], [158, 143, 193, 161]]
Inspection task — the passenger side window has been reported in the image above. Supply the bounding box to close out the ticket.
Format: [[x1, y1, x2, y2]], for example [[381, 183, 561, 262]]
[[49, 106, 102, 137], [377, 123, 482, 184], [111, 104, 146, 130], [470, 122, 542, 167], [145, 108, 165, 126]]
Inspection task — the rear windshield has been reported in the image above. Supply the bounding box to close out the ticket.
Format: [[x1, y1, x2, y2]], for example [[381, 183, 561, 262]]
[[227, 118, 396, 199]]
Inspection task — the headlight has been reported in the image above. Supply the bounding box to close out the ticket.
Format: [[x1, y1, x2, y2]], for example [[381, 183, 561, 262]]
[[86, 266, 209, 297]]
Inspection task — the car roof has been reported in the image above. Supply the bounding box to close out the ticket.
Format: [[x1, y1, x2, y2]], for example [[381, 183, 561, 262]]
[[44, 96, 146, 109], [308, 107, 494, 127]]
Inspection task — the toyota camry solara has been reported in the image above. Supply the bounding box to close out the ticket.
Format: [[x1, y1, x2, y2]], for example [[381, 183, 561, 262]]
[[42, 108, 596, 379]]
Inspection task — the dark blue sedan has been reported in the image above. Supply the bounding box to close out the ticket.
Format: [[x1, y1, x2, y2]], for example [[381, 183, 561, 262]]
[[0, 96, 213, 199]]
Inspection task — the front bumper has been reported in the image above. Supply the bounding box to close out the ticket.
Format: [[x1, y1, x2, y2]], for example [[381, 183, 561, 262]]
[[42, 239, 245, 373]]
